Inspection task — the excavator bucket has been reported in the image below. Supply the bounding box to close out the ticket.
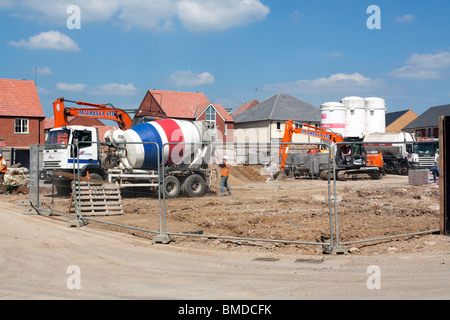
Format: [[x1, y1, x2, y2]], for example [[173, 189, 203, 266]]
[[260, 163, 285, 182], [274, 170, 287, 181]]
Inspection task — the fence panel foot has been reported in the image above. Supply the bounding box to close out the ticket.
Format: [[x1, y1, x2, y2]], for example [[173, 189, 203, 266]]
[[323, 244, 349, 255], [68, 218, 89, 228], [153, 233, 172, 244]]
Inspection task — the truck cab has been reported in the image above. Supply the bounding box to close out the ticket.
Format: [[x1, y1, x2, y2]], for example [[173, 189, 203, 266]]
[[412, 140, 439, 169], [42, 126, 102, 193]]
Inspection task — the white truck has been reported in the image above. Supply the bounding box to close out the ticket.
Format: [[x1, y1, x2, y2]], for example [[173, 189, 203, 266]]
[[364, 132, 439, 175], [42, 125, 108, 194]]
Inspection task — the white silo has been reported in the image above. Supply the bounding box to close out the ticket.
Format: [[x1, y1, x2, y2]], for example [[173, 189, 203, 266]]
[[320, 102, 346, 136], [340, 96, 366, 138], [365, 97, 386, 134]]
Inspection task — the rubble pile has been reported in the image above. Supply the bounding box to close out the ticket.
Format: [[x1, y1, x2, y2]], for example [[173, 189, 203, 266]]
[[1, 167, 30, 194]]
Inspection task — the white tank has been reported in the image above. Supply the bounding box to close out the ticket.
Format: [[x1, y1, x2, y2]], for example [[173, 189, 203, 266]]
[[365, 97, 386, 134], [320, 102, 346, 136], [340, 96, 366, 138], [364, 132, 414, 158]]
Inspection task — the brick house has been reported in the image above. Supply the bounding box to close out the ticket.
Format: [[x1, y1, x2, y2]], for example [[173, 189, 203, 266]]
[[135, 89, 234, 142], [403, 104, 450, 138], [0, 78, 45, 168]]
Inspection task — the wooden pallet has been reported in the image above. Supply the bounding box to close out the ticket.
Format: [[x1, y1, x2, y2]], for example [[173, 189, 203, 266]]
[[68, 181, 124, 216]]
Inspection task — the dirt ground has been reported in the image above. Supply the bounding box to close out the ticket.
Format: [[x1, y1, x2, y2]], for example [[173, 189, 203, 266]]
[[4, 165, 449, 256]]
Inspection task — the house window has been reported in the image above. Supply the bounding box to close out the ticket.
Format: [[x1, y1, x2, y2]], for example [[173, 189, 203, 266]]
[[15, 119, 28, 134], [205, 106, 216, 126]]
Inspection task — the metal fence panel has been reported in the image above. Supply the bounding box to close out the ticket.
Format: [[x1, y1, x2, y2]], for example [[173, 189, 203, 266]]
[[26, 138, 440, 254], [332, 141, 440, 249], [158, 141, 335, 252]]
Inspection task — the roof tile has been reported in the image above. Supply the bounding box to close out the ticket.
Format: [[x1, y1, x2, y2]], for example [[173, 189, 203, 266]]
[[148, 89, 233, 122], [233, 100, 259, 117], [0, 78, 45, 117]]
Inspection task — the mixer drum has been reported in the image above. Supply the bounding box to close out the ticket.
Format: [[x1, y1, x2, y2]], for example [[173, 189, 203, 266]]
[[123, 118, 211, 169]]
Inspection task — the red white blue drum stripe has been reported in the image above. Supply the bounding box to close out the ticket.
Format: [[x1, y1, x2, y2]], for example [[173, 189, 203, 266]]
[[124, 119, 201, 169]]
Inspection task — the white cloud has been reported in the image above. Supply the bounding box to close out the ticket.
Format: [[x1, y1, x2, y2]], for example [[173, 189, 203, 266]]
[[406, 52, 450, 69], [35, 66, 54, 75], [3, 0, 270, 33], [13, 0, 120, 24], [36, 86, 51, 95], [55, 82, 138, 95], [56, 82, 86, 92], [92, 83, 138, 95], [9, 30, 80, 52], [388, 52, 450, 79], [395, 14, 415, 23], [177, 0, 270, 32], [0, 0, 14, 9], [330, 51, 343, 57], [388, 66, 441, 80], [290, 10, 302, 24], [117, 0, 177, 32], [264, 73, 386, 94], [168, 70, 215, 87]]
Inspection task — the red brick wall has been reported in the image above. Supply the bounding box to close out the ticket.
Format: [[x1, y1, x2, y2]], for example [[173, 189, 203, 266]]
[[414, 128, 439, 138], [0, 116, 44, 147]]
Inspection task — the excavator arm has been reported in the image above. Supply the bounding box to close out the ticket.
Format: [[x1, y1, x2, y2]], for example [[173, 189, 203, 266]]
[[279, 120, 343, 169], [53, 97, 133, 130], [279, 120, 384, 173]]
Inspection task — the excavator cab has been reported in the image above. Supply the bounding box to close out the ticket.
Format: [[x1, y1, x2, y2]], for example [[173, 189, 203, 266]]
[[278, 120, 384, 181], [336, 139, 367, 169]]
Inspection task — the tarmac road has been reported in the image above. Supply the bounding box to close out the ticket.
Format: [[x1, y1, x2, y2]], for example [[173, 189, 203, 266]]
[[0, 201, 449, 300]]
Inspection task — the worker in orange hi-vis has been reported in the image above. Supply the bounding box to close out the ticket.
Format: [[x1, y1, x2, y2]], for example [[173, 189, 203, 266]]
[[218, 155, 231, 197], [0, 153, 7, 185]]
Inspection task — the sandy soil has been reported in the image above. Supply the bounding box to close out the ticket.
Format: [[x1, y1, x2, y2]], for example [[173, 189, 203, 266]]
[[4, 165, 448, 256], [1, 199, 449, 300]]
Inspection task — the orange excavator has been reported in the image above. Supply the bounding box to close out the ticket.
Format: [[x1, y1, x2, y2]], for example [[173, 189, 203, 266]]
[[43, 98, 134, 195], [279, 120, 384, 180], [52, 97, 132, 130]]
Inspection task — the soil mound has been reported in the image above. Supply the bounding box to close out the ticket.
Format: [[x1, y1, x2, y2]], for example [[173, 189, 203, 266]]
[[228, 165, 268, 186]]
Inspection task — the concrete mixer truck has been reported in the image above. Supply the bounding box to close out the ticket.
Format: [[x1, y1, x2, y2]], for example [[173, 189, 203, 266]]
[[41, 98, 217, 198]]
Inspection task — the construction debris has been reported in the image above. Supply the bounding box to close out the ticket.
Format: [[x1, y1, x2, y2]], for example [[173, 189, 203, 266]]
[[1, 168, 30, 194]]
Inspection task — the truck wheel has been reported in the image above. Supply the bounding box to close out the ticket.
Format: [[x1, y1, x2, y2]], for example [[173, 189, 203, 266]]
[[400, 163, 409, 175], [162, 175, 180, 198], [386, 163, 395, 174], [182, 174, 205, 197]]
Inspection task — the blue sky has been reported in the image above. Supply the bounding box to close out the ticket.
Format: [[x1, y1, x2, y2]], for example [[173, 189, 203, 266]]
[[1, 0, 450, 118]]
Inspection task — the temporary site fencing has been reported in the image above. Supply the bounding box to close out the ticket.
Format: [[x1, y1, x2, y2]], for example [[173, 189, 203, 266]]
[[27, 139, 440, 254]]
